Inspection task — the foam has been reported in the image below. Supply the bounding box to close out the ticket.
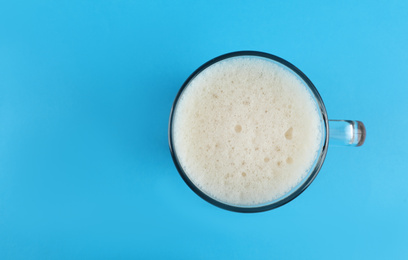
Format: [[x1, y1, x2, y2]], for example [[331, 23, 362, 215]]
[[172, 56, 323, 206]]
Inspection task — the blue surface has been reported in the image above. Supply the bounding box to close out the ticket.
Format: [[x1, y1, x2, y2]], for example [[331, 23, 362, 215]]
[[1, 1, 407, 259]]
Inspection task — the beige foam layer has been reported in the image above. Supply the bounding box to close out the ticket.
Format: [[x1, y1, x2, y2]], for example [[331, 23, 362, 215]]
[[173, 56, 323, 206]]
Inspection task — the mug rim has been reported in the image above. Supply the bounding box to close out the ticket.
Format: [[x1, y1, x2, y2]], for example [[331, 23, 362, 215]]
[[168, 50, 329, 213]]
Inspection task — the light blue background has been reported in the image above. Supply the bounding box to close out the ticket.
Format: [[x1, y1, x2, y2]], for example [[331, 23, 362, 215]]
[[1, 1, 407, 259]]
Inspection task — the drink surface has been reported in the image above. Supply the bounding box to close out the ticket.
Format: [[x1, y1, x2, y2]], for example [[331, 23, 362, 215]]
[[172, 56, 323, 206]]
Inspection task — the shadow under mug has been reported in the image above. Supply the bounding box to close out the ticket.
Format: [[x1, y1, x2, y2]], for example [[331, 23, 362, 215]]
[[168, 51, 366, 213]]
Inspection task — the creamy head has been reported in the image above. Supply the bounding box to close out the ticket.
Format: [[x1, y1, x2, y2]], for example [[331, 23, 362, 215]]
[[172, 56, 323, 206]]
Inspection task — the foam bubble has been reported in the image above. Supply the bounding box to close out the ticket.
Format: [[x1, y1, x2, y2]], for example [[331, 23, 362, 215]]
[[285, 127, 293, 140], [235, 125, 242, 133]]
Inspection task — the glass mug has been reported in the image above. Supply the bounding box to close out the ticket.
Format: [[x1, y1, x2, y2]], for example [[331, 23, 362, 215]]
[[168, 51, 366, 213]]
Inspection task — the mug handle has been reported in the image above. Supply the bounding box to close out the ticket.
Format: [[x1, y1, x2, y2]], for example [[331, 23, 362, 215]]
[[329, 120, 366, 146]]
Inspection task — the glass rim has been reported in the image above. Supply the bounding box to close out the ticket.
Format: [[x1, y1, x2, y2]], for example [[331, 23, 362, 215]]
[[168, 50, 329, 213]]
